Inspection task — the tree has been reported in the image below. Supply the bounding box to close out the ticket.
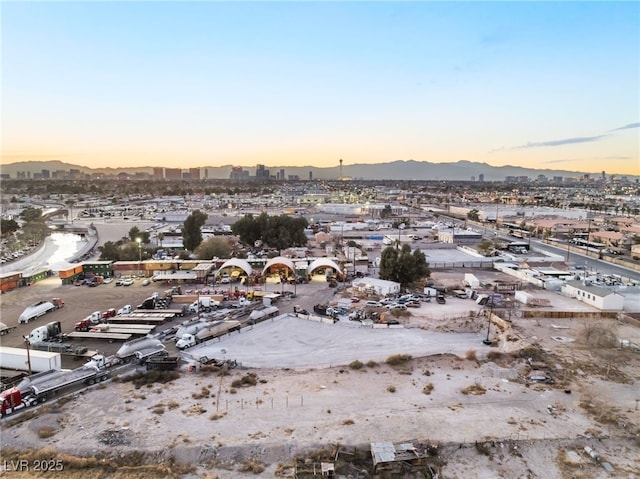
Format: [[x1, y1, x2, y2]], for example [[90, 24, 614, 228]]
[[20, 207, 43, 223], [182, 210, 208, 251], [98, 241, 121, 261], [128, 226, 150, 244], [380, 205, 392, 219], [195, 237, 233, 260], [477, 239, 494, 256], [467, 209, 480, 222], [0, 219, 19, 237], [232, 213, 307, 250], [379, 244, 430, 287]]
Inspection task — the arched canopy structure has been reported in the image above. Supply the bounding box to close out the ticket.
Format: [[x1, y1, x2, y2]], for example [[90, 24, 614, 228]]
[[262, 256, 297, 277], [217, 258, 253, 277], [307, 258, 342, 276]]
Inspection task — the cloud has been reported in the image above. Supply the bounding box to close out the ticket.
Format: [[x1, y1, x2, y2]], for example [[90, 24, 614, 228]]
[[513, 135, 607, 149], [610, 122, 640, 131], [541, 159, 580, 164]]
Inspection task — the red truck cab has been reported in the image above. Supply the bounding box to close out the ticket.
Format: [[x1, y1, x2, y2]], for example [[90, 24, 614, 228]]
[[0, 388, 23, 416]]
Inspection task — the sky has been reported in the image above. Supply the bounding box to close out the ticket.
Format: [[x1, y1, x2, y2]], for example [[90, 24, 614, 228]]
[[1, 1, 639, 175]]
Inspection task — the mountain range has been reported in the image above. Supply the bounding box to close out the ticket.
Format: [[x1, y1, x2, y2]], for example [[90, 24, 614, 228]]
[[0, 159, 628, 181]]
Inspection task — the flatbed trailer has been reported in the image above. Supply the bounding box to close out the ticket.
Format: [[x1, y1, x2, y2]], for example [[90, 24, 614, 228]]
[[108, 316, 169, 325], [132, 309, 184, 316], [104, 323, 157, 330], [101, 327, 154, 335], [66, 331, 132, 341]]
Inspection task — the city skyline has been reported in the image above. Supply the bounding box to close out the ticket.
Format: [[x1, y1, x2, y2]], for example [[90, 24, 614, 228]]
[[2, 1, 639, 175]]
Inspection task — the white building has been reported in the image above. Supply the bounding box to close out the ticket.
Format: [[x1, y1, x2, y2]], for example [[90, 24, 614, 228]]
[[562, 280, 624, 311], [351, 277, 400, 297]]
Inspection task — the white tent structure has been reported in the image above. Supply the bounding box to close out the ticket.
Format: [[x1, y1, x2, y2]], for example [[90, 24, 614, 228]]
[[217, 258, 253, 277], [262, 256, 297, 277], [307, 258, 342, 276]]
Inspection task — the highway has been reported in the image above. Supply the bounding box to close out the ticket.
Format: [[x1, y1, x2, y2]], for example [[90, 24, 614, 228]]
[[529, 238, 640, 283]]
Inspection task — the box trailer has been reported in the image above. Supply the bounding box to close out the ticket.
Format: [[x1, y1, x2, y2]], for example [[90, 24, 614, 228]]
[[0, 346, 62, 373]]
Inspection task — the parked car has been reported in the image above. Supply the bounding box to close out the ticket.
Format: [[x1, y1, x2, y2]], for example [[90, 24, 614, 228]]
[[122, 278, 134, 286], [364, 301, 382, 308], [385, 303, 406, 311]]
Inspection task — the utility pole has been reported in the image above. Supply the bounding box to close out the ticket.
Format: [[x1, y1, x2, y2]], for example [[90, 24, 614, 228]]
[[23, 336, 32, 375]]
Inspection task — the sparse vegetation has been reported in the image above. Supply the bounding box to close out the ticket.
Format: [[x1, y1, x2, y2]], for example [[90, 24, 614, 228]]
[[342, 419, 355, 425], [386, 385, 396, 393], [192, 387, 211, 399], [465, 349, 478, 361], [423, 383, 434, 395], [231, 373, 258, 388], [461, 384, 486, 395], [37, 426, 57, 439], [366, 360, 378, 368], [121, 370, 180, 389], [349, 360, 364, 370], [238, 459, 266, 474], [386, 354, 412, 365]]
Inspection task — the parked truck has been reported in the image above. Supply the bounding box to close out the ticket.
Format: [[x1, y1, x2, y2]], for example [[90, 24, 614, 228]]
[[115, 336, 165, 362], [0, 322, 15, 336], [175, 320, 216, 339], [27, 321, 63, 343], [175, 320, 241, 350], [18, 298, 64, 324], [249, 305, 279, 324], [0, 363, 108, 416], [117, 304, 132, 316]]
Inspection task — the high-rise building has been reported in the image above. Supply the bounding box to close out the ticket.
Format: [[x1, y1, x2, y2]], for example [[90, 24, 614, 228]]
[[309, 171, 313, 181], [255, 164, 270, 179], [279, 169, 285, 181], [41, 169, 50, 179], [478, 174, 484, 182], [189, 168, 200, 181], [165, 168, 181, 180], [153, 167, 164, 179]]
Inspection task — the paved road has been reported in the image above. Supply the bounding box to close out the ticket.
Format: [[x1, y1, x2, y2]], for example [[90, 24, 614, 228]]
[[530, 239, 640, 283]]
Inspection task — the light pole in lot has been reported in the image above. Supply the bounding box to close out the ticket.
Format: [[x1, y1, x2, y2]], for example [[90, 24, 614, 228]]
[[136, 237, 142, 277]]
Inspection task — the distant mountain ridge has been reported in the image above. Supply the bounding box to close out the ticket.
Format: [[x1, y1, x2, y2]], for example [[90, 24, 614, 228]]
[[0, 159, 630, 181]]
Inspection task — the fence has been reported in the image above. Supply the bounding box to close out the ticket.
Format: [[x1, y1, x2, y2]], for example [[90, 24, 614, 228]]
[[428, 261, 495, 269]]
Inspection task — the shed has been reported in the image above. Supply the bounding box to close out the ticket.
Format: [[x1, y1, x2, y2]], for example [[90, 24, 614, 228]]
[[562, 280, 624, 311], [352, 278, 400, 297]]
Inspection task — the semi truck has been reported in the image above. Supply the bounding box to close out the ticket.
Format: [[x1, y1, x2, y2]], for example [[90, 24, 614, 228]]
[[248, 305, 279, 324], [18, 298, 64, 324], [27, 321, 63, 343], [0, 322, 15, 336], [115, 336, 165, 362], [0, 364, 108, 416], [175, 320, 241, 350]]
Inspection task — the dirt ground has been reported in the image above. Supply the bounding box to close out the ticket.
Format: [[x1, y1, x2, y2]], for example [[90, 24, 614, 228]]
[[1, 270, 639, 478]]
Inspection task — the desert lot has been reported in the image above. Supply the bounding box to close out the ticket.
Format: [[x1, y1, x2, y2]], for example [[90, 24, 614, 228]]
[[1, 271, 639, 478]]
